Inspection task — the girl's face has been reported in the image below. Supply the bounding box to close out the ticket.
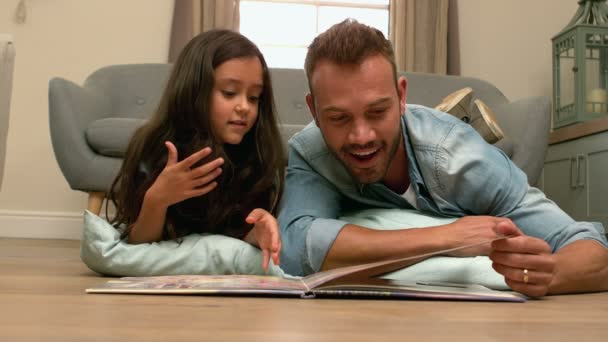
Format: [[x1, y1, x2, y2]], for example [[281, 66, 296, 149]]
[[210, 57, 263, 145]]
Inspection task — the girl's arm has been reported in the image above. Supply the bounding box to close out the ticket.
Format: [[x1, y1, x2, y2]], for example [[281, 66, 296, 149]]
[[126, 141, 224, 244], [127, 190, 169, 244]]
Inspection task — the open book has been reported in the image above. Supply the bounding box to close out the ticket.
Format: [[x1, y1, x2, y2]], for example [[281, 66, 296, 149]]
[[86, 237, 526, 302]]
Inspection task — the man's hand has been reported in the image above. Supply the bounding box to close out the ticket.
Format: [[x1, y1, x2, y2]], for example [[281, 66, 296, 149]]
[[443, 216, 505, 257], [245, 209, 281, 271], [490, 221, 555, 297]]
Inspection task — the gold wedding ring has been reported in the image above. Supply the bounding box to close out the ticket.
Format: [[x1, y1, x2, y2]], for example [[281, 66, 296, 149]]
[[523, 269, 529, 284]]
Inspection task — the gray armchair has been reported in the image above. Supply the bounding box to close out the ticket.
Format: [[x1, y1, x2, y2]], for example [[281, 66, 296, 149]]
[[0, 34, 15, 191], [49, 64, 171, 213], [48, 64, 551, 214]]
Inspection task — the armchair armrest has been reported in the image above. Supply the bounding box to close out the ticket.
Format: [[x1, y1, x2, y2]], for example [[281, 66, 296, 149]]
[[48, 78, 116, 191]]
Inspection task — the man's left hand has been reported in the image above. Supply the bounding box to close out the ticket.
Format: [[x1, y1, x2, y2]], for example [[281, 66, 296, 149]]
[[490, 221, 556, 298]]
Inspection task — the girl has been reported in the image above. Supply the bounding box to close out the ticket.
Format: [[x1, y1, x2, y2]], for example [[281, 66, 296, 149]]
[[108, 29, 285, 270]]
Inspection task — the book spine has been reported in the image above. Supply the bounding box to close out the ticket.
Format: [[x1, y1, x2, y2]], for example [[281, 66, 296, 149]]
[[300, 291, 316, 299]]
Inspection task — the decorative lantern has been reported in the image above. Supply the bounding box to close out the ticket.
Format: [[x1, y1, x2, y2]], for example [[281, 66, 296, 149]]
[[552, 0, 608, 128]]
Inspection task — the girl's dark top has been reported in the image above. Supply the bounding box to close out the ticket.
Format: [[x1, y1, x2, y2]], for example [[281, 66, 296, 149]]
[[137, 160, 256, 240]]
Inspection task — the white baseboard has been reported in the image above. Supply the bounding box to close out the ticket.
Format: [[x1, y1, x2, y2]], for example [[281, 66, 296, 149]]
[[0, 210, 85, 240]]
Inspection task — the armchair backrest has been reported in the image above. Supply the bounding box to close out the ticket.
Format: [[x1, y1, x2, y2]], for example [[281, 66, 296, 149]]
[[84, 64, 172, 120]]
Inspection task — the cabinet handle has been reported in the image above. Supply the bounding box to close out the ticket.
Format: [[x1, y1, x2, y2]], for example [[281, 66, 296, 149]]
[[576, 154, 586, 188], [570, 156, 577, 188]]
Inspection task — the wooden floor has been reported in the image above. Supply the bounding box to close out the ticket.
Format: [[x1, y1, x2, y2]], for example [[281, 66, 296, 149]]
[[1, 238, 607, 341]]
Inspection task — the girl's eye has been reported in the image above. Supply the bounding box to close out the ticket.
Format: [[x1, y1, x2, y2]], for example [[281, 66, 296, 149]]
[[248, 96, 260, 103], [222, 90, 236, 97]]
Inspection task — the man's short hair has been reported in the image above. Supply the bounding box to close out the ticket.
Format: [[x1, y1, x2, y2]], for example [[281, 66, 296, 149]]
[[304, 19, 398, 94]]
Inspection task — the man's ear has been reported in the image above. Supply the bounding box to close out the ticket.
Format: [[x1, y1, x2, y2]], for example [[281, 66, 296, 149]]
[[397, 76, 407, 114], [305, 93, 319, 125]]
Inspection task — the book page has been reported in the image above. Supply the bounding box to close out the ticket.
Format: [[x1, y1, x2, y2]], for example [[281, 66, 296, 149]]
[[313, 277, 525, 302], [302, 236, 510, 289], [86, 274, 307, 295]]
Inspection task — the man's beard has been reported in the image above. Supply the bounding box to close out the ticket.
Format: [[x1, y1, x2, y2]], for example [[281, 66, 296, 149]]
[[329, 130, 402, 185]]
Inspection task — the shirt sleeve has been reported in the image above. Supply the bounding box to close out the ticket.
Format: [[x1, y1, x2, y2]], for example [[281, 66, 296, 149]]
[[278, 145, 349, 276], [434, 122, 608, 251]]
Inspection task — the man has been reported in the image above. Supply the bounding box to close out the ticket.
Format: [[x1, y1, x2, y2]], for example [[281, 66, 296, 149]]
[[278, 19, 608, 297]]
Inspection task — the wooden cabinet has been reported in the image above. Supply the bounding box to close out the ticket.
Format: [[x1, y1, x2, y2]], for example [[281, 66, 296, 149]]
[[539, 127, 608, 228]]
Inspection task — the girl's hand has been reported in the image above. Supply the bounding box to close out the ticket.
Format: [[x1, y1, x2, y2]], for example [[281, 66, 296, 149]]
[[245, 209, 281, 271], [146, 141, 224, 207]]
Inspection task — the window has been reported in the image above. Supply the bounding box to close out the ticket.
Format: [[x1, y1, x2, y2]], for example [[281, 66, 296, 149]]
[[240, 0, 390, 69]]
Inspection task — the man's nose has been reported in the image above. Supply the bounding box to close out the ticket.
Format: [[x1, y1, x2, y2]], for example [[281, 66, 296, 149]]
[[348, 118, 376, 145]]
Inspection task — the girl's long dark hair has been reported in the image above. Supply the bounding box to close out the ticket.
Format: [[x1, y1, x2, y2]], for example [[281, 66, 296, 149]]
[[108, 29, 285, 240]]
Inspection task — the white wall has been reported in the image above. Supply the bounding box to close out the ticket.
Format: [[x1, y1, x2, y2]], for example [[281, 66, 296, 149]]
[[456, 0, 578, 101], [0, 0, 173, 238]]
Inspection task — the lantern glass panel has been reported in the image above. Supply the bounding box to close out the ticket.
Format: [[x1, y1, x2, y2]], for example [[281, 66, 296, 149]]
[[558, 41, 576, 121], [584, 33, 608, 114]]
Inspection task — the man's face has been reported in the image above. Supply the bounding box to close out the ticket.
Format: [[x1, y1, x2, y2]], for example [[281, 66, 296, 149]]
[[306, 54, 407, 184]]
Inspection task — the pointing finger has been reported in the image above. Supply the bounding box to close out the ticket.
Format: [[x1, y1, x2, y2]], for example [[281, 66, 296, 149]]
[[246, 208, 267, 223], [262, 249, 270, 271]]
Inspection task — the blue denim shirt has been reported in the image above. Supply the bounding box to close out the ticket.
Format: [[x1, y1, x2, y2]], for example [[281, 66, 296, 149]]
[[278, 104, 608, 276]]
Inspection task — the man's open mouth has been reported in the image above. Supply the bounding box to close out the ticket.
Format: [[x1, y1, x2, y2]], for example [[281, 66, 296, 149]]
[[348, 148, 380, 162]]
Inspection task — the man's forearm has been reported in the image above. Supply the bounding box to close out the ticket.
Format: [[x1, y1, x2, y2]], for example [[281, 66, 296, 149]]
[[320, 224, 448, 270], [549, 240, 608, 294], [320, 216, 507, 271]]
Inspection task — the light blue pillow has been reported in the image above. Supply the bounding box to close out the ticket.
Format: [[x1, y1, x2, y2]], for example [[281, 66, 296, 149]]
[[341, 209, 508, 290], [81, 208, 507, 289], [81, 210, 288, 278]]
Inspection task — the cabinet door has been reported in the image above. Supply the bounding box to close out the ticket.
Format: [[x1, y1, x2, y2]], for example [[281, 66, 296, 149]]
[[582, 133, 608, 227], [542, 156, 587, 220], [544, 130, 608, 229]]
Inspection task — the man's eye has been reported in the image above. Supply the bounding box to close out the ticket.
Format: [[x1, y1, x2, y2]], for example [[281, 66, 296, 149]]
[[330, 115, 347, 122], [368, 109, 387, 117]]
